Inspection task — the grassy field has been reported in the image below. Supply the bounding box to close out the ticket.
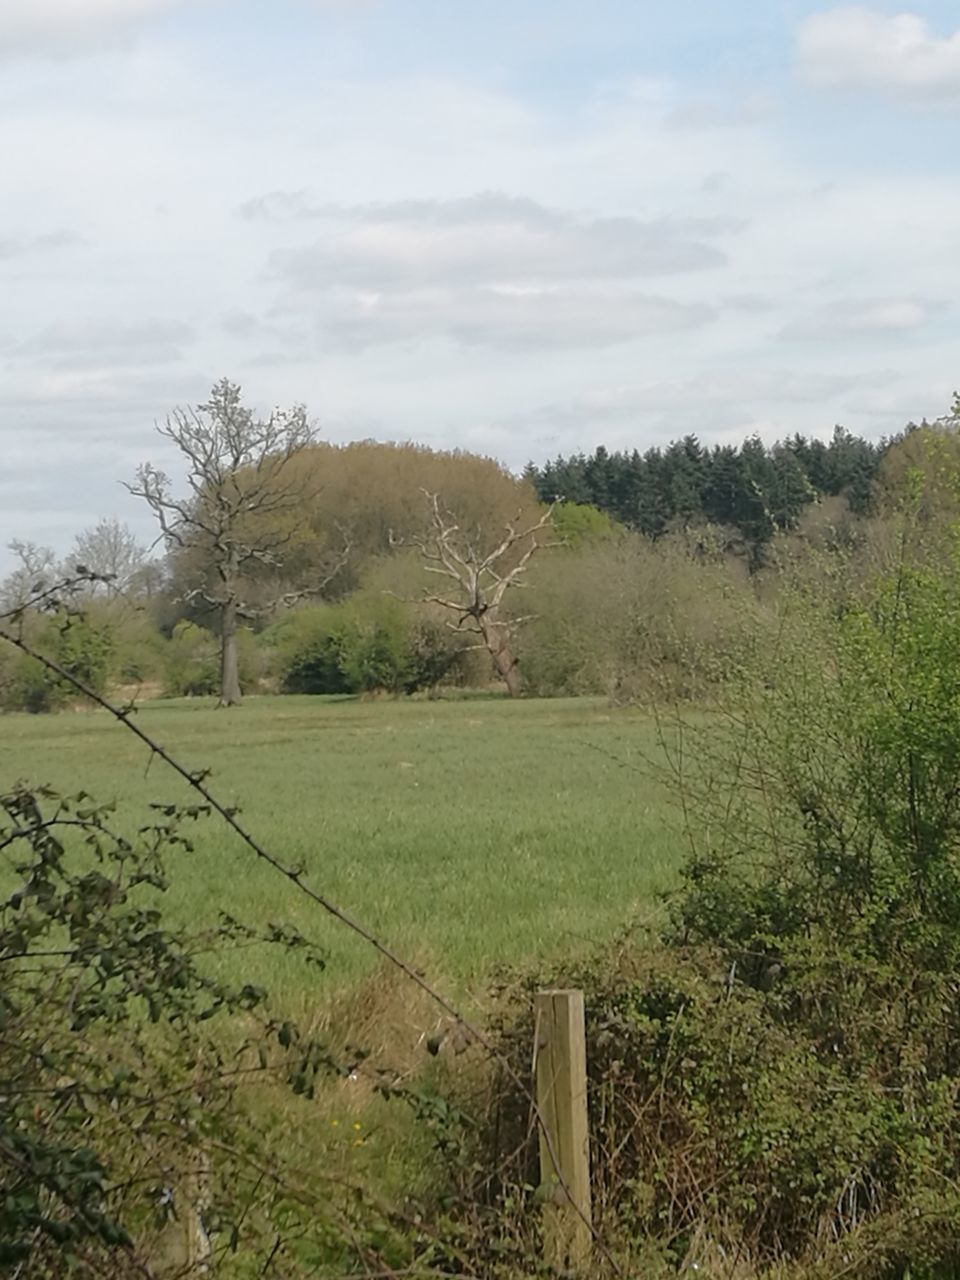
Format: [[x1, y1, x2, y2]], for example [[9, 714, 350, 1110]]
[[2, 694, 684, 1012]]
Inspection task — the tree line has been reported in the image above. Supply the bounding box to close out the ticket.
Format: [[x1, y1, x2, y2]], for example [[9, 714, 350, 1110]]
[[525, 425, 885, 567], [2, 379, 958, 710]]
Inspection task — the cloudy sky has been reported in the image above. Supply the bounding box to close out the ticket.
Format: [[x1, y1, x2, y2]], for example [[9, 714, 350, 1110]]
[[2, 1, 959, 567]]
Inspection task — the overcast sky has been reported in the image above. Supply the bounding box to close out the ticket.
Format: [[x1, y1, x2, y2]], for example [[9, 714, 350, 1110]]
[[2, 1, 960, 568]]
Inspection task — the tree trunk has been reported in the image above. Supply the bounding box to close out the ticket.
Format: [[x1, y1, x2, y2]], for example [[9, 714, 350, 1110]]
[[219, 598, 242, 706], [497, 648, 522, 698], [481, 617, 522, 698]]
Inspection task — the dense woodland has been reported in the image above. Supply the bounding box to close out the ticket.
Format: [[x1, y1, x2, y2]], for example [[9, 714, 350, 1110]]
[[525, 424, 882, 562], [2, 383, 959, 713]]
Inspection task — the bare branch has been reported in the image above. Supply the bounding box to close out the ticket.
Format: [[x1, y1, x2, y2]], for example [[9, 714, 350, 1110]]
[[408, 494, 555, 697], [0, 614, 618, 1276]]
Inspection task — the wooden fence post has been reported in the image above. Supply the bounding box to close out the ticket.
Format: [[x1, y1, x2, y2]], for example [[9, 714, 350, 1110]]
[[535, 989, 592, 1272]]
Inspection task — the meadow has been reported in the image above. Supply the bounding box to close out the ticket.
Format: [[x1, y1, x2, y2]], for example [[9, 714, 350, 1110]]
[[1, 693, 685, 1013]]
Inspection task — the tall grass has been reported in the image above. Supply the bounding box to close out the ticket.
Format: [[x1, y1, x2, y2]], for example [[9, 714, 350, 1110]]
[[2, 694, 683, 1011]]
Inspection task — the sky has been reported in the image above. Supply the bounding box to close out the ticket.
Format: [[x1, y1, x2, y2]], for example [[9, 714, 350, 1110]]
[[2, 1, 960, 568]]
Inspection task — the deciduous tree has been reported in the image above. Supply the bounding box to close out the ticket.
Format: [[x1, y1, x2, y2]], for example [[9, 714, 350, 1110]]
[[70, 518, 150, 597], [0, 540, 57, 614], [128, 379, 344, 706]]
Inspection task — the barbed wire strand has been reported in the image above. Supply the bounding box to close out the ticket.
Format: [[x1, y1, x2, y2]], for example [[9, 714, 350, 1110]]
[[0, 583, 620, 1277]]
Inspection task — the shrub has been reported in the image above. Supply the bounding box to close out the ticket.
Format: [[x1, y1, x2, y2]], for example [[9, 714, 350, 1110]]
[[551, 501, 620, 548], [109, 607, 168, 686], [163, 619, 219, 696], [263, 605, 351, 694], [518, 533, 757, 701], [265, 597, 467, 696], [336, 596, 414, 693], [477, 541, 960, 1277], [55, 612, 113, 694], [0, 781, 427, 1277], [0, 612, 114, 712], [677, 551, 960, 975], [407, 612, 466, 691], [0, 650, 66, 713], [668, 549, 960, 1272], [162, 618, 265, 699]]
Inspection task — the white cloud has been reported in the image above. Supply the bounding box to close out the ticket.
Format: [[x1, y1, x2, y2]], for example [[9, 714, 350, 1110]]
[[1, 18, 960, 565], [665, 92, 776, 131], [250, 193, 732, 349], [781, 297, 945, 341], [0, 0, 193, 57], [256, 193, 741, 289], [0, 229, 81, 259], [0, 0, 364, 55], [516, 366, 895, 431], [796, 7, 960, 99], [7, 318, 196, 368], [722, 293, 776, 314], [307, 285, 715, 351], [0, 367, 209, 460], [228, 286, 714, 355]]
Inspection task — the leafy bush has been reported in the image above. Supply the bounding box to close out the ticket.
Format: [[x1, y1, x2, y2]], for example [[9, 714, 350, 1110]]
[[0, 650, 66, 713], [678, 551, 960, 976], [0, 613, 114, 712], [109, 606, 168, 685], [336, 596, 415, 693], [407, 612, 467, 691], [478, 541, 960, 1277], [265, 597, 466, 696], [551, 501, 620, 548], [0, 782, 428, 1277], [1, 786, 272, 1271], [518, 533, 757, 701], [262, 604, 352, 694], [55, 612, 114, 694], [482, 940, 960, 1278], [163, 619, 219, 696]]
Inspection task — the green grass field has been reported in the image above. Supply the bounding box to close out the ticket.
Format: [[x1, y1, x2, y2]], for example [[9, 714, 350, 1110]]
[[2, 694, 684, 1012]]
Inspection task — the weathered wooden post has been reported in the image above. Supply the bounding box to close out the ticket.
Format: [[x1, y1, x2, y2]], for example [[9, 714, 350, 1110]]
[[535, 989, 592, 1272]]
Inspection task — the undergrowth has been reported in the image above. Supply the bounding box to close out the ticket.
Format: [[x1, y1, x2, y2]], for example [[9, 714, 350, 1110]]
[[434, 533, 960, 1278]]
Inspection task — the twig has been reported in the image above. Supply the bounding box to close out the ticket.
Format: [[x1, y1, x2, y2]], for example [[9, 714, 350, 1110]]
[[0, 613, 620, 1276]]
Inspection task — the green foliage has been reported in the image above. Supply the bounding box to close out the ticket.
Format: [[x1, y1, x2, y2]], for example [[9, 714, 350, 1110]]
[[678, 549, 960, 971], [551, 501, 619, 548], [485, 942, 960, 1277], [0, 782, 344, 1275], [519, 533, 757, 701], [0, 778, 446, 1277], [0, 612, 114, 713], [407, 612, 468, 691], [266, 596, 465, 696], [681, 552, 960, 1266], [54, 612, 114, 695], [336, 596, 417, 694], [0, 649, 65, 713], [267, 604, 351, 694], [478, 541, 960, 1275], [161, 620, 262, 699], [163, 619, 219, 696], [660, 549, 960, 1270], [529, 426, 881, 568], [109, 607, 167, 685]]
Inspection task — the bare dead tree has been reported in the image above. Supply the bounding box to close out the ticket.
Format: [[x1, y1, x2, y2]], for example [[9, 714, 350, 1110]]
[[0, 575, 620, 1278], [405, 493, 555, 698], [127, 379, 346, 707]]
